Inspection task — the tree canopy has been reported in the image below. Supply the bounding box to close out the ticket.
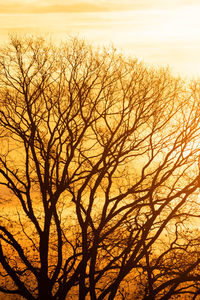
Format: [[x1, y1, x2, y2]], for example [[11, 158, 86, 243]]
[[0, 36, 200, 299]]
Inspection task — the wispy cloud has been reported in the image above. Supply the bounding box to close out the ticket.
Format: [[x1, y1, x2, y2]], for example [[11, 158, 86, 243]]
[[0, 1, 140, 14], [0, 0, 193, 14]]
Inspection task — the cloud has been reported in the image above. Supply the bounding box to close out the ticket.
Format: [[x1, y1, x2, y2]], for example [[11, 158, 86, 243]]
[[0, 0, 178, 14], [0, 0, 198, 15], [0, 1, 137, 14]]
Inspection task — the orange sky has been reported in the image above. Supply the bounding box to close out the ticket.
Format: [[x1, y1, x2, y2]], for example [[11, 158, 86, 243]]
[[0, 0, 200, 78]]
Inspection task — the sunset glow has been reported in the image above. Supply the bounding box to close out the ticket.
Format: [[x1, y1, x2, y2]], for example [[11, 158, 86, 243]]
[[2, 3, 200, 298], [0, 0, 200, 78]]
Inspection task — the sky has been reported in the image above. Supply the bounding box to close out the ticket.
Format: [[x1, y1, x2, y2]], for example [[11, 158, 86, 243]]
[[0, 0, 200, 78]]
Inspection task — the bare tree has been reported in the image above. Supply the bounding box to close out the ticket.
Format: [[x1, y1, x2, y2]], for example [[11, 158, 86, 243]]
[[0, 36, 200, 299]]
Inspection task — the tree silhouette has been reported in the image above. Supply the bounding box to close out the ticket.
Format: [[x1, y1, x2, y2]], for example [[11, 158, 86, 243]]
[[0, 36, 200, 299]]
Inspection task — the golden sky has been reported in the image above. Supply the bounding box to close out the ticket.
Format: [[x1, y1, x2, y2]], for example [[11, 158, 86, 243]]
[[0, 0, 200, 78]]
